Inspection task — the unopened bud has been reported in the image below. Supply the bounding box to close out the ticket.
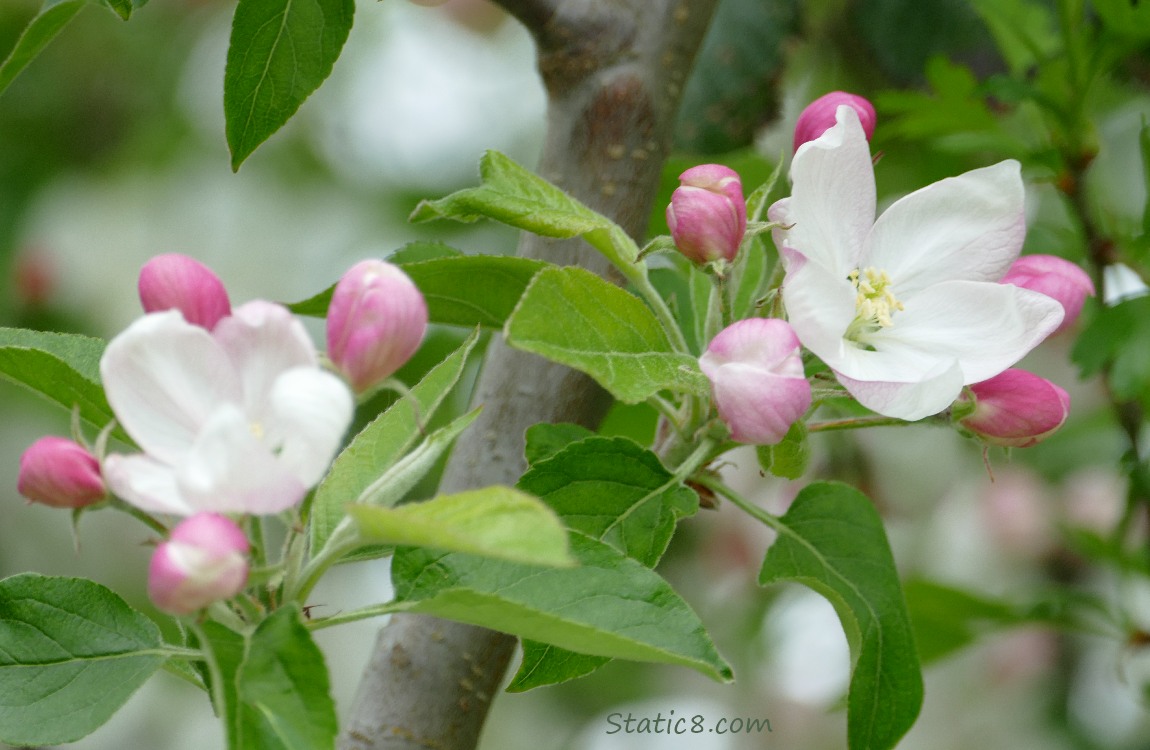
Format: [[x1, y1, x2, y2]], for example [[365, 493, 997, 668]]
[[1001, 255, 1094, 332], [18, 436, 106, 508], [958, 369, 1070, 448], [138, 253, 232, 330], [666, 164, 746, 265], [793, 92, 876, 152], [148, 513, 250, 616], [326, 260, 428, 393], [699, 318, 811, 445]]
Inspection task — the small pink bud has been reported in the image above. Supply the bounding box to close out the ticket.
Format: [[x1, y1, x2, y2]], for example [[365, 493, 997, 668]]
[[959, 369, 1070, 448], [148, 513, 250, 616], [666, 164, 747, 265], [18, 436, 106, 508], [1001, 255, 1095, 332], [699, 318, 811, 445], [326, 260, 429, 393], [138, 253, 232, 330], [793, 92, 877, 152]]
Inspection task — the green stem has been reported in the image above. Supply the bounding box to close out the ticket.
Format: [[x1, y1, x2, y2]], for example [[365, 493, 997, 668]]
[[807, 416, 913, 433], [633, 270, 692, 354], [693, 474, 782, 532], [307, 600, 414, 631], [188, 620, 230, 720], [111, 499, 168, 536], [285, 516, 363, 604]]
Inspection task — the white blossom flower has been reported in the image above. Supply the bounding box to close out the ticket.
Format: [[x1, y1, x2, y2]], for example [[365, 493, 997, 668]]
[[101, 301, 354, 515], [769, 106, 1064, 420]]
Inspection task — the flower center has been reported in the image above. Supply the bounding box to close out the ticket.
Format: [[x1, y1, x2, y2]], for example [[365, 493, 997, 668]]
[[844, 267, 905, 346]]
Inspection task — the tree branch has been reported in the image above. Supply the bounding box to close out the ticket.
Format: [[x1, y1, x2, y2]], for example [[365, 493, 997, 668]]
[[338, 2, 720, 748]]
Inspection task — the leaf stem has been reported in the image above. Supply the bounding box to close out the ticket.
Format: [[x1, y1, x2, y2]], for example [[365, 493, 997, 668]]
[[693, 474, 781, 532], [307, 600, 414, 631], [807, 416, 912, 433]]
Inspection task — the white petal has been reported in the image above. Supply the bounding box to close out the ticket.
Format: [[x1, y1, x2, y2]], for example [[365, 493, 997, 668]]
[[777, 105, 876, 274], [837, 360, 965, 421], [874, 280, 1063, 383], [103, 452, 192, 515], [866, 161, 1025, 297], [266, 368, 354, 487], [782, 253, 858, 367], [100, 311, 242, 464], [177, 404, 308, 514], [213, 301, 318, 419]]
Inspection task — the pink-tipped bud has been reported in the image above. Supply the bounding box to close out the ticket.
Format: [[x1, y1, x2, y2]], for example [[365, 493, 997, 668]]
[[1001, 255, 1095, 333], [148, 513, 250, 616], [138, 253, 232, 330], [18, 436, 106, 508], [666, 164, 747, 265], [698, 318, 811, 445], [793, 92, 877, 152], [958, 370, 1070, 448], [326, 260, 429, 393]]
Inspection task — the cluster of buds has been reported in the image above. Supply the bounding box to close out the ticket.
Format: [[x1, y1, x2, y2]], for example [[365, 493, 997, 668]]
[[17, 252, 429, 615]]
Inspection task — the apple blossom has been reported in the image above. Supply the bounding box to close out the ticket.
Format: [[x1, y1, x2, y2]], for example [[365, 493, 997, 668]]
[[698, 318, 811, 445], [1001, 254, 1095, 332], [665, 164, 746, 265], [958, 369, 1070, 448], [101, 301, 354, 516], [326, 260, 428, 393], [770, 105, 1064, 421], [138, 253, 232, 330], [793, 91, 876, 152], [18, 436, 106, 508], [148, 513, 250, 615]]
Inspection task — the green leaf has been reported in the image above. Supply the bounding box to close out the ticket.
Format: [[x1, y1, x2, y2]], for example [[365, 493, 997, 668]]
[[672, 0, 798, 153], [511, 435, 698, 690], [1072, 296, 1150, 407], [755, 421, 810, 479], [518, 436, 697, 567], [235, 607, 337, 750], [0, 328, 123, 437], [1093, 0, 1150, 39], [101, 0, 149, 20], [523, 422, 595, 466], [505, 266, 708, 403], [507, 643, 608, 693], [224, 0, 354, 169], [759, 482, 923, 750], [903, 578, 1021, 665], [310, 331, 478, 553], [967, 0, 1059, 74], [288, 251, 546, 330], [0, 0, 86, 97], [411, 151, 641, 273], [0, 574, 166, 746], [349, 486, 573, 567], [392, 533, 733, 683]]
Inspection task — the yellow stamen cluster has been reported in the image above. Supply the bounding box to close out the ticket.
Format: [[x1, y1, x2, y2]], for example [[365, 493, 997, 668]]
[[845, 267, 905, 344]]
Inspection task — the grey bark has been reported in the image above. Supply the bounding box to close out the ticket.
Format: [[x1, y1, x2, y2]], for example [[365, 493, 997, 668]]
[[338, 2, 720, 748]]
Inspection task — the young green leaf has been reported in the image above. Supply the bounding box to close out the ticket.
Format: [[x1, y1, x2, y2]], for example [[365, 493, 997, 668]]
[[0, 328, 122, 436], [0, 574, 166, 746], [759, 482, 923, 750], [102, 0, 149, 20], [392, 532, 733, 683], [518, 435, 697, 567], [505, 266, 708, 403], [522, 422, 596, 466], [349, 486, 573, 567], [0, 0, 86, 97], [754, 421, 810, 479], [234, 607, 337, 750], [507, 643, 609, 693], [903, 578, 1022, 665], [224, 0, 354, 169], [309, 330, 478, 553]]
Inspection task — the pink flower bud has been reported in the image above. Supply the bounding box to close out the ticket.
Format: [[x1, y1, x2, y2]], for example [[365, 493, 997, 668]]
[[138, 253, 232, 330], [793, 92, 877, 152], [326, 260, 428, 393], [148, 513, 250, 616], [666, 164, 747, 265], [959, 369, 1070, 448], [1000, 255, 1095, 332], [698, 318, 812, 445], [18, 436, 106, 508]]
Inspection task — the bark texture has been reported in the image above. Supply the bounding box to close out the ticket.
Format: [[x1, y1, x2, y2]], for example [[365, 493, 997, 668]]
[[338, 2, 720, 748]]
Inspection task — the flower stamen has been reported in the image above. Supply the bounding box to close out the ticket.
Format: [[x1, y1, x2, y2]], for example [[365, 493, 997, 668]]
[[845, 267, 905, 345]]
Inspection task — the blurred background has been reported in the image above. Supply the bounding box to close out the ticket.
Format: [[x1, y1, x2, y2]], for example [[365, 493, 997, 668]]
[[1, 0, 1149, 748]]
